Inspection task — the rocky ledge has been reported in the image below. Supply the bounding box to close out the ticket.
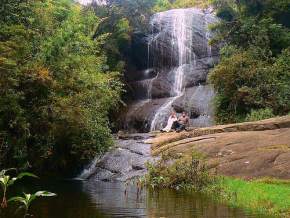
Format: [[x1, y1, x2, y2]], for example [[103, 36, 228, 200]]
[[83, 133, 156, 182], [146, 116, 290, 180]]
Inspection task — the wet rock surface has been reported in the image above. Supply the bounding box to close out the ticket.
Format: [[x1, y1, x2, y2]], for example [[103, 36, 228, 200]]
[[172, 85, 214, 122], [119, 8, 220, 132], [87, 134, 157, 182], [149, 8, 219, 66], [121, 98, 168, 132]]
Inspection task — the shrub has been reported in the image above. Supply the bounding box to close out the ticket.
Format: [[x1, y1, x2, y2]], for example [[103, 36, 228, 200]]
[[210, 47, 290, 124], [146, 153, 216, 191], [210, 0, 290, 124], [245, 108, 274, 122]]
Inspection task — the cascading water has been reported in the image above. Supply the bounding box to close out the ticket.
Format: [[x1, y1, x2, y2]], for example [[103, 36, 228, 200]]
[[122, 8, 219, 132], [149, 9, 200, 131]]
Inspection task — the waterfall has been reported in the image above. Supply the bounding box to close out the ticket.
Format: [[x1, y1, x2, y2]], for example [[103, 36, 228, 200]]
[[77, 155, 102, 180], [149, 9, 198, 131], [122, 8, 218, 132], [78, 0, 107, 5]]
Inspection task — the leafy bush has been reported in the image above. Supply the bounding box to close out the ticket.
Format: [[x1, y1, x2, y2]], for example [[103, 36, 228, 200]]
[[210, 0, 290, 124], [245, 108, 274, 122], [153, 0, 211, 12], [210, 47, 290, 123], [146, 153, 216, 191]]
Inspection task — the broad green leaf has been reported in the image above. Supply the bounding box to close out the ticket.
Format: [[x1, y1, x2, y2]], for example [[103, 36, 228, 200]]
[[8, 196, 28, 207], [8, 196, 25, 202], [35, 191, 56, 197], [17, 172, 38, 180]]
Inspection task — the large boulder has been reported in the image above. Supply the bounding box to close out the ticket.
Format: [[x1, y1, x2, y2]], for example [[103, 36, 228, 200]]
[[172, 85, 214, 116], [151, 70, 174, 99], [87, 134, 156, 182], [148, 116, 290, 180], [120, 98, 170, 132]]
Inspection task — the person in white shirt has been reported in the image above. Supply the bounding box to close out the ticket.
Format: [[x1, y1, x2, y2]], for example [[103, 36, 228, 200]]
[[161, 111, 178, 132]]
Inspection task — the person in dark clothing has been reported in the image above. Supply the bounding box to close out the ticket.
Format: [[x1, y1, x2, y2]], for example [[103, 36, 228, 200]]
[[175, 111, 189, 132]]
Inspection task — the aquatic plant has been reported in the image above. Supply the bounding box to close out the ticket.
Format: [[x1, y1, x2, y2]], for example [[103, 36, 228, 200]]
[[9, 191, 56, 217], [0, 169, 37, 208], [0, 169, 56, 217]]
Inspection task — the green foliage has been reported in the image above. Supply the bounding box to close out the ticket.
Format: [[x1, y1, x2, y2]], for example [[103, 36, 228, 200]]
[[210, 0, 290, 123], [0, 0, 123, 173], [106, 0, 156, 30], [245, 108, 274, 122], [210, 47, 290, 123], [152, 0, 172, 12], [91, 0, 158, 71], [146, 153, 216, 191], [153, 0, 211, 12], [9, 191, 56, 217], [216, 178, 290, 217], [0, 169, 56, 217], [0, 169, 37, 208]]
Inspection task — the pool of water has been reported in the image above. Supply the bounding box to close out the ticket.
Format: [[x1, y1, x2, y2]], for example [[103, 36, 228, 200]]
[[1, 179, 267, 218]]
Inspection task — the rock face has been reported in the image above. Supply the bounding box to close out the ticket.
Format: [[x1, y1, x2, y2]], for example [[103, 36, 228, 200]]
[[147, 116, 290, 180], [120, 8, 219, 132], [80, 134, 156, 182]]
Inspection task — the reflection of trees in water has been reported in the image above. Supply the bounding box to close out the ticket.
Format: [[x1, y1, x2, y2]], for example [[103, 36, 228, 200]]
[[146, 189, 249, 218], [83, 181, 255, 218], [82, 181, 147, 217]]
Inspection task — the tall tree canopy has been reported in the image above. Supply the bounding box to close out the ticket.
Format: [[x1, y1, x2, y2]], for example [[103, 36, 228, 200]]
[[0, 0, 122, 174], [209, 0, 290, 123]]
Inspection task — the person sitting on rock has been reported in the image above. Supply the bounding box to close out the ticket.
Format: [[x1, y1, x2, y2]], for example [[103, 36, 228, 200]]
[[175, 111, 189, 132], [161, 111, 178, 132]]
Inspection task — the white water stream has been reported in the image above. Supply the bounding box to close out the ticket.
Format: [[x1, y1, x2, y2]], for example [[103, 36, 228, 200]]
[[150, 9, 197, 131]]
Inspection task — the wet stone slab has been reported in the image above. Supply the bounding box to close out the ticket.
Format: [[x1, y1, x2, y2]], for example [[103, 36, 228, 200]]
[[87, 133, 157, 182]]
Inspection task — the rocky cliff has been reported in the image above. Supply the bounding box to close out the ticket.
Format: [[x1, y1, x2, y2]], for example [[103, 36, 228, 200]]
[[120, 8, 219, 132]]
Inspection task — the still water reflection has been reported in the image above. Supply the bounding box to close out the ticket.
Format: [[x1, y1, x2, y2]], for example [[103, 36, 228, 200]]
[[1, 180, 268, 218]]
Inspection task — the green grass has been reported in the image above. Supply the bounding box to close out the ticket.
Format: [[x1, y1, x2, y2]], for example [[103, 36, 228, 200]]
[[214, 177, 290, 217]]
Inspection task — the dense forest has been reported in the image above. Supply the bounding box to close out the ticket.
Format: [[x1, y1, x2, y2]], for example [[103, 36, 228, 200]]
[[0, 0, 123, 174], [0, 0, 289, 174], [210, 0, 290, 123]]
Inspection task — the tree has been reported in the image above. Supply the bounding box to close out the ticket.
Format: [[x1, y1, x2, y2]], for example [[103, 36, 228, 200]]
[[0, 0, 123, 174], [209, 0, 290, 123]]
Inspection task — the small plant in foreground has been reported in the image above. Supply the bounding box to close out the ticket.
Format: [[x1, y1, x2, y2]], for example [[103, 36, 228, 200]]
[[0, 169, 56, 217], [9, 191, 56, 217], [0, 169, 37, 208]]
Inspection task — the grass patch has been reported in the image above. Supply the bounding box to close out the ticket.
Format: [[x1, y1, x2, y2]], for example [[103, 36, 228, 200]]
[[217, 178, 290, 217]]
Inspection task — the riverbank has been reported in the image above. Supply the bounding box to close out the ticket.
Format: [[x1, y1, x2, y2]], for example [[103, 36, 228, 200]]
[[145, 116, 290, 217], [145, 153, 290, 217], [216, 177, 290, 217]]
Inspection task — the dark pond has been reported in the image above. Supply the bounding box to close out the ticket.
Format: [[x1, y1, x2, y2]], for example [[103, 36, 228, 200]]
[[1, 179, 268, 218]]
